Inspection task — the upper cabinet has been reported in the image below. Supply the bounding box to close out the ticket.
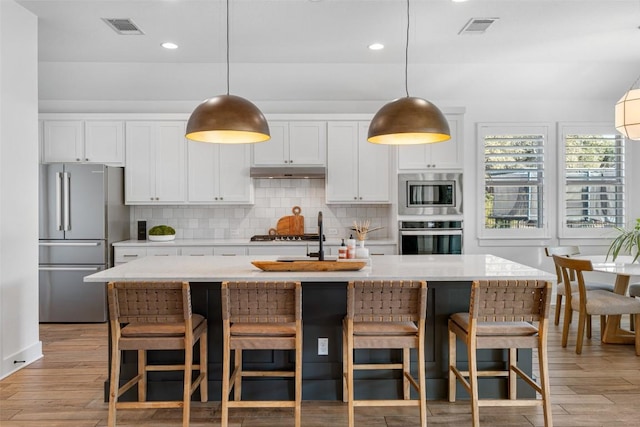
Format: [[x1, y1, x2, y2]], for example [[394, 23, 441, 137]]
[[253, 121, 327, 166], [187, 142, 253, 204], [326, 121, 390, 203], [42, 120, 124, 166], [125, 121, 186, 204], [397, 115, 462, 170]]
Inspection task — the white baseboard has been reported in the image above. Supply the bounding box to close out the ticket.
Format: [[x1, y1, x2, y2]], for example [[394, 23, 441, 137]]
[[1, 340, 43, 380]]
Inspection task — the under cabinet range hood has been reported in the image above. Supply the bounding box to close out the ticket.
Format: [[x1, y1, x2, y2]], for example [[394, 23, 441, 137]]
[[249, 166, 325, 179]]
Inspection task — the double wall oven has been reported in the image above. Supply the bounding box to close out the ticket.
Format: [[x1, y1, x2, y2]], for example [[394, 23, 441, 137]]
[[398, 172, 463, 255]]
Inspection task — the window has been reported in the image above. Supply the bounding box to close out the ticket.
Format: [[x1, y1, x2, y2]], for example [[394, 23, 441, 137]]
[[478, 124, 549, 238], [559, 124, 625, 237]]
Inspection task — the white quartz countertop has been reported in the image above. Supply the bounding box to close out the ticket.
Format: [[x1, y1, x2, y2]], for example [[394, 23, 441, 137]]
[[113, 238, 397, 247], [85, 254, 554, 283]]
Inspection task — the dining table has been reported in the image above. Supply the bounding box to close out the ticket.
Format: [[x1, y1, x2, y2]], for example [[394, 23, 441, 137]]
[[582, 255, 640, 345]]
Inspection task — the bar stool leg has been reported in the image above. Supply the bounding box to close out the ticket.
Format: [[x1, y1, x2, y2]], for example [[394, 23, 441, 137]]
[[221, 337, 230, 427], [234, 350, 242, 401], [448, 327, 457, 403], [138, 349, 146, 401], [182, 344, 193, 427], [342, 327, 348, 403], [468, 340, 480, 427], [418, 337, 427, 427], [508, 348, 517, 400], [403, 348, 410, 400], [200, 331, 208, 402], [108, 343, 120, 427]]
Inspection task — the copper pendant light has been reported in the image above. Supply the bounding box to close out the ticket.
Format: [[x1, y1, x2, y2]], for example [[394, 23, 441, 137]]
[[368, 0, 450, 145], [186, 0, 270, 144], [615, 75, 640, 141]]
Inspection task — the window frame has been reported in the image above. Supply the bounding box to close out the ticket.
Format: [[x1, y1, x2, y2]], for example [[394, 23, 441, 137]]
[[557, 122, 626, 239], [477, 123, 552, 240]]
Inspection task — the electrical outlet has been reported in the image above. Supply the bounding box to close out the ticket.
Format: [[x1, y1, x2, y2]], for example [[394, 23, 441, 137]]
[[318, 337, 329, 356]]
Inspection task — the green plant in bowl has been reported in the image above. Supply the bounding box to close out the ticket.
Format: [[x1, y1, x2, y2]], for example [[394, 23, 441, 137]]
[[607, 218, 640, 263], [149, 225, 176, 236]]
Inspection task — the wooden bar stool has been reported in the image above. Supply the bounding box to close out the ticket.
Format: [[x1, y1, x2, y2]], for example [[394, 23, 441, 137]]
[[107, 281, 207, 427], [343, 279, 428, 427], [220, 281, 302, 427], [448, 279, 553, 427]]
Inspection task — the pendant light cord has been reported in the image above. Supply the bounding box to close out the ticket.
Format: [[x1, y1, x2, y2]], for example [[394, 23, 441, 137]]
[[404, 0, 410, 98], [226, 0, 230, 95]]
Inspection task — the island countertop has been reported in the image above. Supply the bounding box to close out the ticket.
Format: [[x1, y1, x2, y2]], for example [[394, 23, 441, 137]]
[[85, 254, 554, 283]]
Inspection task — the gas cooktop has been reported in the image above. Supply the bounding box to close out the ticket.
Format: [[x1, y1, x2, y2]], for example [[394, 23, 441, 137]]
[[250, 234, 325, 242]]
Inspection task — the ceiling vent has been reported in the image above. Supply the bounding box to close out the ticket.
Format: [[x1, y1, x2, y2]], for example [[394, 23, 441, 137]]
[[458, 17, 499, 35], [102, 18, 144, 35]]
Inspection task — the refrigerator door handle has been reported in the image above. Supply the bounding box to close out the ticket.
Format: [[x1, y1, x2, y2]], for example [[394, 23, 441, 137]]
[[39, 266, 102, 272], [39, 242, 102, 247], [55, 172, 63, 230], [62, 171, 71, 231]]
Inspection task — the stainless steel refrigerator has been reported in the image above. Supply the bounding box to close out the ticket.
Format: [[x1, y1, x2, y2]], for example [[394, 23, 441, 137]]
[[39, 164, 129, 322]]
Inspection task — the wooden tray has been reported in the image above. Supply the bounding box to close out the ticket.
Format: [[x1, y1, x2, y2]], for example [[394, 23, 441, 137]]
[[251, 260, 367, 272]]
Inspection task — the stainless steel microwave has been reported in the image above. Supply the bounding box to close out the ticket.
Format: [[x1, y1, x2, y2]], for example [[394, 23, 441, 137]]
[[398, 172, 463, 215]]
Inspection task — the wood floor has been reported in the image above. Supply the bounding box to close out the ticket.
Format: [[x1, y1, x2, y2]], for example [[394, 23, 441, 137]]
[[1, 315, 640, 427]]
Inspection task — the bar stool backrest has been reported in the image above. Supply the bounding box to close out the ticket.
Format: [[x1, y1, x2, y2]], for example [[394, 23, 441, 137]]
[[347, 280, 427, 323], [108, 281, 190, 324], [470, 279, 551, 323], [222, 281, 301, 323]]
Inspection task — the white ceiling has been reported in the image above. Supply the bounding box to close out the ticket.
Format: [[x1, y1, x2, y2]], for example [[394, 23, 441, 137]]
[[14, 0, 640, 112]]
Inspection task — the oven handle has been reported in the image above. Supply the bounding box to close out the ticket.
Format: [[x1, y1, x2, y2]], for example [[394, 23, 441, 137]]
[[400, 229, 462, 236]]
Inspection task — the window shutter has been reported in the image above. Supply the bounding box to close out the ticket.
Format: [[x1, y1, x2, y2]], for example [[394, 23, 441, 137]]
[[484, 133, 545, 230], [564, 134, 625, 229]]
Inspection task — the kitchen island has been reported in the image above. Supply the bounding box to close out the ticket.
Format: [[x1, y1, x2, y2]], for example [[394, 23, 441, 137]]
[[86, 254, 554, 402]]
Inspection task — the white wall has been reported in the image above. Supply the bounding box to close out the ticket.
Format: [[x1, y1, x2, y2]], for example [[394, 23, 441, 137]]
[[0, 0, 42, 379]]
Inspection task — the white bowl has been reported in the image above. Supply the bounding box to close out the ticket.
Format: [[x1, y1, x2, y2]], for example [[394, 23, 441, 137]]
[[148, 234, 175, 242]]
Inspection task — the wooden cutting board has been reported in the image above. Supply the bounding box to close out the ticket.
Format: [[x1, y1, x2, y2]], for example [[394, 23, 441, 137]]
[[276, 206, 304, 235], [252, 260, 366, 272]]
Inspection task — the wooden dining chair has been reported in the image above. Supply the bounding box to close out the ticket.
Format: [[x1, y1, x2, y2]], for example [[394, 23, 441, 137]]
[[107, 281, 207, 427], [545, 246, 614, 325], [220, 281, 302, 427], [448, 279, 553, 427], [552, 255, 640, 355], [343, 280, 428, 427]]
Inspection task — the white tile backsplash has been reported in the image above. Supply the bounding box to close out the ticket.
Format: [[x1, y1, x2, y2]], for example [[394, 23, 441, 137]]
[[131, 179, 391, 240]]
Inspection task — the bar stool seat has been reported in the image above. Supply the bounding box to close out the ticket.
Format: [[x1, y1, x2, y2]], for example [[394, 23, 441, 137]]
[[107, 281, 207, 427], [343, 279, 428, 427], [220, 281, 302, 427]]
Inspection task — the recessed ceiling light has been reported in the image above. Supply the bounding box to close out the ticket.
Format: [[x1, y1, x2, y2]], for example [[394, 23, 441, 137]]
[[161, 42, 178, 50], [451, 0, 469, 3], [368, 43, 384, 51]]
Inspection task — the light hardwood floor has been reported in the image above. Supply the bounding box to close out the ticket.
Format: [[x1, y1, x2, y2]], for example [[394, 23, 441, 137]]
[[1, 316, 640, 427]]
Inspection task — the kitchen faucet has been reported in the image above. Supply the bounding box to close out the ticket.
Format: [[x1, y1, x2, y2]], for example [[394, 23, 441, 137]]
[[317, 211, 324, 261]]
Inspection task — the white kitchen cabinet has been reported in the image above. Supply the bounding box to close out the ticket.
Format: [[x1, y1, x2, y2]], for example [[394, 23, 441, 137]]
[[252, 121, 326, 166], [125, 121, 186, 204], [42, 120, 124, 165], [397, 115, 462, 170], [187, 141, 253, 204], [326, 121, 390, 203], [114, 247, 147, 265], [146, 247, 179, 257]]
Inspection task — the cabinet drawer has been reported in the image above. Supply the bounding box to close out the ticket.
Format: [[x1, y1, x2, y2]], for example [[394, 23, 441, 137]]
[[147, 247, 179, 257], [114, 247, 147, 263], [213, 246, 246, 256], [181, 247, 214, 256]]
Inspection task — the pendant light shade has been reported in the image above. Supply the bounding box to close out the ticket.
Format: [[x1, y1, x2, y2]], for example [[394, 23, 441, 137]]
[[185, 0, 270, 144], [615, 87, 640, 141], [367, 0, 450, 145], [186, 95, 270, 144], [368, 96, 450, 145]]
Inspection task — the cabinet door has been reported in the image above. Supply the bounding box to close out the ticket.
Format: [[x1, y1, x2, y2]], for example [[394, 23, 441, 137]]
[[84, 121, 124, 165], [252, 121, 288, 165], [397, 144, 430, 170], [288, 121, 326, 165], [326, 122, 359, 202], [155, 121, 186, 203], [42, 121, 84, 163], [218, 144, 253, 203], [357, 122, 390, 202], [187, 140, 217, 202], [125, 122, 155, 203], [398, 115, 462, 170], [429, 117, 461, 169]]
